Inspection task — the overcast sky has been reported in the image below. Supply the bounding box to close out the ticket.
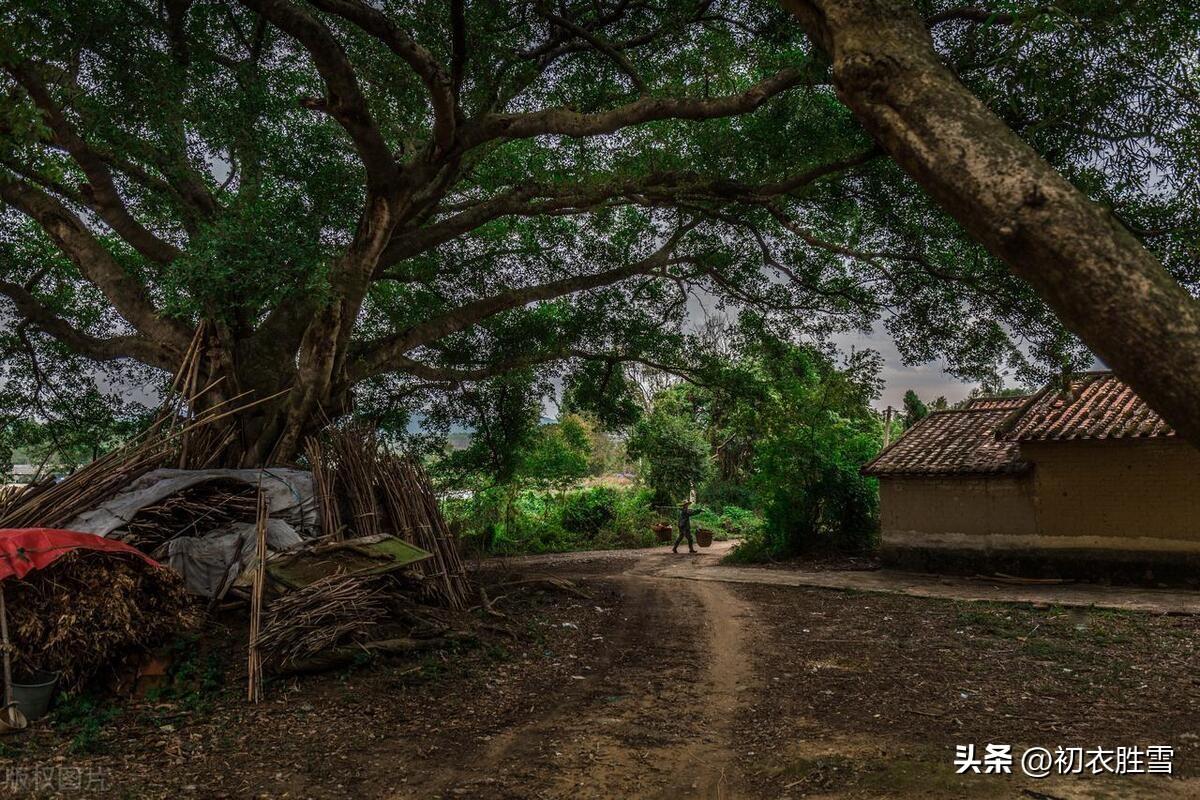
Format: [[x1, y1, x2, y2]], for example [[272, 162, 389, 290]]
[[834, 328, 974, 411]]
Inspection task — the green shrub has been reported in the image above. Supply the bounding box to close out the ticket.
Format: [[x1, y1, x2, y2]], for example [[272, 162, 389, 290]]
[[559, 487, 617, 537], [688, 504, 763, 541], [724, 529, 775, 563], [598, 487, 657, 548], [446, 485, 658, 556]]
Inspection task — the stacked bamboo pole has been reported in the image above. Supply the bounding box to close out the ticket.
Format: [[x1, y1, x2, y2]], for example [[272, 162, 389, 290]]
[[379, 457, 469, 610], [328, 426, 382, 539], [0, 322, 286, 530], [0, 392, 278, 530], [247, 487, 268, 703], [303, 429, 470, 610], [305, 437, 342, 540]]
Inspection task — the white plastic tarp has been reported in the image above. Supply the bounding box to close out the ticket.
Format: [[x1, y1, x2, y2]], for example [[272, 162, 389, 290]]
[[65, 468, 319, 598], [156, 519, 303, 600]]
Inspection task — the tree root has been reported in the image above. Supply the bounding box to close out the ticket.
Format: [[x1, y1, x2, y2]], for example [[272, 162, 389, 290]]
[[272, 632, 475, 676], [491, 575, 594, 600]]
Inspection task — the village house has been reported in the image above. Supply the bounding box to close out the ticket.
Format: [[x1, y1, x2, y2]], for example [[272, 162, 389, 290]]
[[862, 371, 1200, 583]]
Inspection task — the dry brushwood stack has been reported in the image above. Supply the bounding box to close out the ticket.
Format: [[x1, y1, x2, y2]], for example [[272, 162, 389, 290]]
[[120, 480, 259, 551], [305, 427, 470, 610], [256, 573, 388, 669], [4, 551, 199, 691]]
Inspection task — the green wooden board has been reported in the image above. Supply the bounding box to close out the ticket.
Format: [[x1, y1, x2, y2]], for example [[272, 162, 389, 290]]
[[267, 534, 432, 590]]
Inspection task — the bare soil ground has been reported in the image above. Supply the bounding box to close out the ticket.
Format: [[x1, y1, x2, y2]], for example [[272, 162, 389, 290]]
[[2, 547, 1198, 799]]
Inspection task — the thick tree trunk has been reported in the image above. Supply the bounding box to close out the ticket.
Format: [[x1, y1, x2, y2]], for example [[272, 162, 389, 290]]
[[783, 0, 1200, 445], [185, 323, 349, 467]]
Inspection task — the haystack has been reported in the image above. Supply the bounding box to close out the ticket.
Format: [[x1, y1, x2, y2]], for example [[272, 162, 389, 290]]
[[5, 551, 199, 691]]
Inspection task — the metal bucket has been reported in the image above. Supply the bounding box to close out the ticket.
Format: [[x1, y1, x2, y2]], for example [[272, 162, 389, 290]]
[[12, 671, 58, 721]]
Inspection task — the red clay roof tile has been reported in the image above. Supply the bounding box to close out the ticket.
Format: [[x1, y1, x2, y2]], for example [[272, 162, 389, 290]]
[[999, 371, 1173, 441], [965, 395, 1029, 410], [861, 408, 1028, 477]]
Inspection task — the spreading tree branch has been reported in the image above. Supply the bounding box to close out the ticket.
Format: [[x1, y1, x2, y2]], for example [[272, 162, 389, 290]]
[[926, 6, 1018, 26], [5, 61, 183, 264], [0, 280, 177, 369], [353, 226, 696, 379], [541, 10, 648, 94], [306, 0, 457, 155], [239, 0, 397, 191], [377, 150, 877, 271], [389, 347, 700, 386], [0, 175, 191, 350]]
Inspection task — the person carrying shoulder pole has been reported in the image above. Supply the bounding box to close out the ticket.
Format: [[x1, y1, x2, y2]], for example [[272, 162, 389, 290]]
[[673, 498, 704, 554]]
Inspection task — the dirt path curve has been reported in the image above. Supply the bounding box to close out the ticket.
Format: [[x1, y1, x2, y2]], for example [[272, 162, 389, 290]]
[[401, 549, 757, 799], [504, 541, 1200, 614]]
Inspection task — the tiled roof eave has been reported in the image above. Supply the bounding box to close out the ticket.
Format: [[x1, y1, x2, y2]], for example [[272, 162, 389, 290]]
[[863, 462, 1032, 478]]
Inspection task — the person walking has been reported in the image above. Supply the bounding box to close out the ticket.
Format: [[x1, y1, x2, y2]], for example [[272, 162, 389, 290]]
[[673, 499, 704, 554]]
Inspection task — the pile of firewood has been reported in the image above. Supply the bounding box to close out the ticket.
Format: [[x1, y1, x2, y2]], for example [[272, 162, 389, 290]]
[[120, 480, 259, 550], [256, 574, 388, 667]]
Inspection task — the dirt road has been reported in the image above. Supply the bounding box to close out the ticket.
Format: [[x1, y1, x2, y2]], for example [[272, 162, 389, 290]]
[[402, 551, 756, 799], [393, 545, 1200, 800], [7, 544, 1198, 799]]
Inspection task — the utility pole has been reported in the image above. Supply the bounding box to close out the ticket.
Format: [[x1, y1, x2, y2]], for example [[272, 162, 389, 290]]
[[882, 406, 895, 448]]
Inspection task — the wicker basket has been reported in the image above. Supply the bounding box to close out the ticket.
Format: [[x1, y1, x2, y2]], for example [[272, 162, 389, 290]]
[[695, 528, 714, 548], [653, 523, 673, 544]]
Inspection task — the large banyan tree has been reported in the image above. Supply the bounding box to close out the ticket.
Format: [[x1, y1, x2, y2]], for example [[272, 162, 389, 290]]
[[0, 0, 1196, 463]]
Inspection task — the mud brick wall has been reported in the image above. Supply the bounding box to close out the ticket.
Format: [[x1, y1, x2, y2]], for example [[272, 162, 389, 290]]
[[877, 438, 1200, 582]]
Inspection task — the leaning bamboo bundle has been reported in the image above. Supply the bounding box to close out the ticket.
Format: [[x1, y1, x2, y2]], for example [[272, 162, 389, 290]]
[[328, 425, 382, 539], [0, 432, 176, 529], [377, 456, 470, 610], [247, 487, 268, 703], [0, 364, 283, 531], [0, 484, 32, 519], [304, 437, 343, 540], [304, 425, 470, 610]]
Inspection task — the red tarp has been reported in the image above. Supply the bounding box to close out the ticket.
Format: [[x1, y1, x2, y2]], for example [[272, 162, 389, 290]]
[[0, 528, 160, 582]]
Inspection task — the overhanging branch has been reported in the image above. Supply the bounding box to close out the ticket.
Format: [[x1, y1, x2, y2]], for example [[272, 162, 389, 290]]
[[0, 280, 177, 369], [386, 347, 701, 386], [377, 150, 877, 272], [463, 67, 803, 146], [353, 226, 696, 379]]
